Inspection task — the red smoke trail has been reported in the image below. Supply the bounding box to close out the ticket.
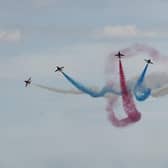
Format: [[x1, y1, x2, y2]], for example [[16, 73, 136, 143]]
[[106, 44, 168, 127], [119, 60, 141, 122], [107, 60, 141, 127]]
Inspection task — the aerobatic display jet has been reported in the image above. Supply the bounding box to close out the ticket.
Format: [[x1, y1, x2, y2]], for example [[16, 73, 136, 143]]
[[24, 77, 31, 87], [144, 59, 153, 64], [115, 51, 125, 59], [55, 66, 64, 72]]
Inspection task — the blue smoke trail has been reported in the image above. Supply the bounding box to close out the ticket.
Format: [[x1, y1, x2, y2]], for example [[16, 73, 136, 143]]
[[62, 72, 121, 97], [133, 64, 151, 101]]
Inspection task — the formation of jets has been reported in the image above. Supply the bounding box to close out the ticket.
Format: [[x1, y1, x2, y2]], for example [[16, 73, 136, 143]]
[[24, 52, 153, 87]]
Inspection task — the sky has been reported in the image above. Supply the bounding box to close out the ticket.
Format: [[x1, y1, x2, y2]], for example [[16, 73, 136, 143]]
[[1, 0, 168, 167]]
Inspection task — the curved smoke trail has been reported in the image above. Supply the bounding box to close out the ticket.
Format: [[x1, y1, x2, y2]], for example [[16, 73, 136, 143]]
[[33, 83, 119, 98], [133, 64, 151, 101], [108, 59, 141, 127], [61, 72, 121, 97], [120, 43, 167, 62]]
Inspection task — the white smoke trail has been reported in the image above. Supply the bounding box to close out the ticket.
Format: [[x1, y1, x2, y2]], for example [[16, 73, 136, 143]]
[[32, 83, 101, 96], [32, 71, 168, 98], [151, 85, 168, 97], [32, 83, 82, 95]]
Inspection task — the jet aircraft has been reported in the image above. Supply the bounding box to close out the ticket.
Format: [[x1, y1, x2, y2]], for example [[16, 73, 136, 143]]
[[115, 51, 125, 59], [144, 59, 153, 64], [55, 66, 64, 72], [24, 77, 31, 87]]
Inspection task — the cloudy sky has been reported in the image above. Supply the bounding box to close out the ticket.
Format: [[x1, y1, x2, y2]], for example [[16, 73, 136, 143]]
[[1, 0, 168, 167]]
